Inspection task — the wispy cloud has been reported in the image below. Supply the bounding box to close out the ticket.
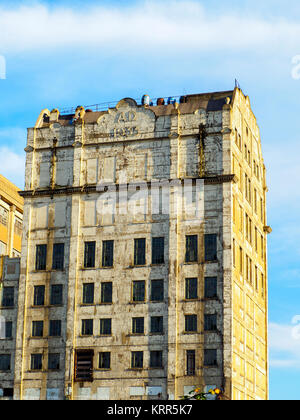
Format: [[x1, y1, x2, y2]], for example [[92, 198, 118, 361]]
[[0, 1, 299, 55]]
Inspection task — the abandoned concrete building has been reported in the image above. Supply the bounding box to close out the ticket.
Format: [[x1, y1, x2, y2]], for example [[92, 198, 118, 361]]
[[1, 87, 270, 400]]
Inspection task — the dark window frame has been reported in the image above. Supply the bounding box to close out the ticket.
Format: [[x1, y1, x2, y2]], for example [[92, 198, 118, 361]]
[[204, 349, 218, 367], [150, 351, 163, 369], [102, 240, 114, 268], [31, 354, 43, 371], [5, 321, 13, 339], [84, 241, 96, 269], [0, 354, 11, 371], [185, 315, 197, 333], [1, 287, 14, 307], [101, 282, 113, 304], [32, 321, 44, 337], [50, 284, 63, 306], [132, 317, 144, 335], [204, 277, 218, 299], [82, 283, 95, 305], [48, 353, 60, 371], [100, 319, 112, 336], [185, 278, 198, 300], [150, 316, 164, 334], [52, 243, 65, 271], [131, 351, 143, 369], [132, 281, 146, 302], [49, 320, 62, 337], [36, 244, 47, 271], [99, 352, 111, 370], [152, 237, 165, 265], [186, 350, 196, 376], [81, 319, 93, 336], [150, 279, 164, 302], [204, 234, 217, 262], [185, 235, 198, 263], [33, 285, 45, 307], [204, 314, 217, 331], [134, 238, 146, 266]]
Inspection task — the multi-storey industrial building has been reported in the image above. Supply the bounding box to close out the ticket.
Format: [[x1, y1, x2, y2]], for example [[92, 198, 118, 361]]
[[0, 175, 23, 258], [5, 87, 270, 400]]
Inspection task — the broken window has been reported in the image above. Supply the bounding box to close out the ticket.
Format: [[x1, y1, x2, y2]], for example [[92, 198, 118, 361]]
[[99, 352, 111, 370], [34, 286, 45, 306], [102, 240, 114, 267], [131, 351, 143, 369], [49, 320, 61, 337], [152, 237, 165, 265], [134, 238, 146, 266], [75, 350, 94, 382], [83, 283, 94, 305], [186, 350, 196, 376], [0, 354, 11, 371], [52, 243, 65, 270], [185, 315, 197, 333], [151, 317, 163, 334], [185, 278, 198, 300], [48, 354, 60, 370], [100, 319, 112, 335], [81, 319, 93, 336], [50, 285, 63, 305], [84, 241, 96, 268], [204, 314, 217, 331], [36, 244, 47, 271], [32, 321, 44, 337], [204, 349, 217, 367], [132, 281, 145, 302], [101, 282, 112, 304], [185, 235, 198, 263], [150, 279, 164, 302], [204, 277, 217, 299], [2, 287, 14, 307], [150, 351, 163, 368], [31, 354, 42, 371], [204, 234, 217, 261], [132, 317, 144, 334]]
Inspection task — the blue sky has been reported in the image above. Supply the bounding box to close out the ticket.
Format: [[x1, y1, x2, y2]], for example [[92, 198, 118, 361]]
[[0, 0, 300, 400]]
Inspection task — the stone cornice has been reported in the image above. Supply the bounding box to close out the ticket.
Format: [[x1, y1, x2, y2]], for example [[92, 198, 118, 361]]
[[18, 175, 236, 198]]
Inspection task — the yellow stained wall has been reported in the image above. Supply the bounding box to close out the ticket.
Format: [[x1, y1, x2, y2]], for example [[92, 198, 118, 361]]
[[0, 174, 24, 255], [231, 89, 269, 400]]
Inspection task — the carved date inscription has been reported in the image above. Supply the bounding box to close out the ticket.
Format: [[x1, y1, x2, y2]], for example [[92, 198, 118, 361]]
[[110, 111, 139, 139]]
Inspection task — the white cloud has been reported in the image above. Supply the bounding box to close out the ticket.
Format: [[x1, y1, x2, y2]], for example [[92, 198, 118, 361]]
[[269, 322, 300, 369], [0, 1, 299, 55], [0, 146, 25, 189]]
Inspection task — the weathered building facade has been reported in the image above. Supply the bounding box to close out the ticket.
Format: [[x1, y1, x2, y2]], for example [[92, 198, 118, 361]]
[[12, 88, 269, 400], [0, 257, 20, 400]]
